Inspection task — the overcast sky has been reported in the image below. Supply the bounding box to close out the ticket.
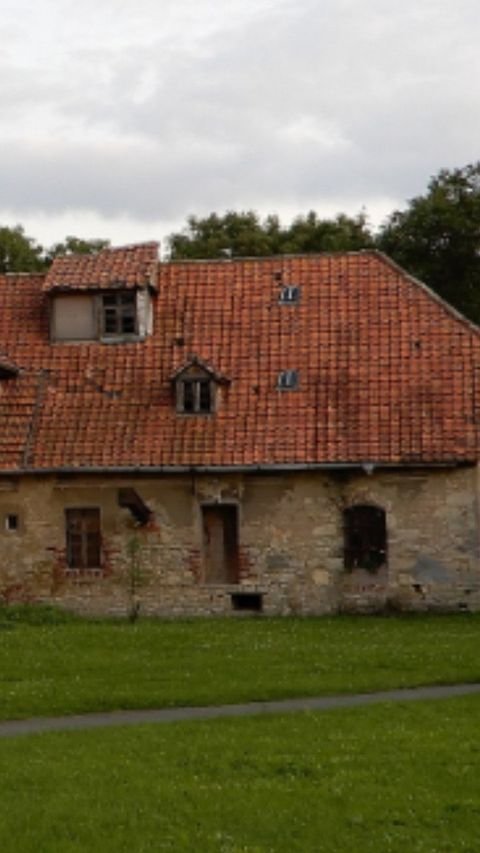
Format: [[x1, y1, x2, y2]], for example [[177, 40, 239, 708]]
[[1, 0, 479, 253]]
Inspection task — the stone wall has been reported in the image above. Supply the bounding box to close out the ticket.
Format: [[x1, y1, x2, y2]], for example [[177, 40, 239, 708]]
[[0, 466, 478, 616]]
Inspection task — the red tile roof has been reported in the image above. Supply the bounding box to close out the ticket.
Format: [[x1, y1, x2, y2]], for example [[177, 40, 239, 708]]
[[43, 242, 159, 293], [1, 249, 479, 471]]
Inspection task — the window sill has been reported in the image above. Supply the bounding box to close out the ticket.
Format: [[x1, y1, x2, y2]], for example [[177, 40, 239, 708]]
[[65, 567, 104, 578], [176, 411, 215, 417], [99, 334, 145, 344]]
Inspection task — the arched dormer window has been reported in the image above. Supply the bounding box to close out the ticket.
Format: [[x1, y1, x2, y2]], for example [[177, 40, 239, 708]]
[[343, 504, 387, 571], [171, 357, 229, 415]]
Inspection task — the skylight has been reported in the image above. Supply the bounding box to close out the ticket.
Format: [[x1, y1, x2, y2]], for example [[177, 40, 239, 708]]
[[279, 285, 300, 304], [277, 370, 299, 390]]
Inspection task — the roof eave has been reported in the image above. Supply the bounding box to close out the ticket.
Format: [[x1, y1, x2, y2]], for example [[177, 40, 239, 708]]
[[0, 460, 472, 477]]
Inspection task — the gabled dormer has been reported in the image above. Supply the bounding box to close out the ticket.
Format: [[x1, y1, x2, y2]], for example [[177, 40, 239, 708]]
[[171, 356, 229, 415], [44, 243, 159, 343]]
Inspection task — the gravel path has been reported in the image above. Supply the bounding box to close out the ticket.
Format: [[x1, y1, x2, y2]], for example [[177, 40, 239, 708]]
[[1, 682, 480, 739]]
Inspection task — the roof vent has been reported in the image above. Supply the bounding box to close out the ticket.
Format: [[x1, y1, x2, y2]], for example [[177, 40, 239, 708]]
[[277, 370, 298, 390], [279, 285, 300, 304]]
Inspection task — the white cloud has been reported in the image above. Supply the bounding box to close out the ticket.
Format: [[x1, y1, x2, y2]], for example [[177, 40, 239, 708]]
[[1, 0, 479, 244]]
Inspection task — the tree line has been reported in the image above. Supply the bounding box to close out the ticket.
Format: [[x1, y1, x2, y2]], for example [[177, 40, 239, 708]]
[[2, 162, 480, 323]]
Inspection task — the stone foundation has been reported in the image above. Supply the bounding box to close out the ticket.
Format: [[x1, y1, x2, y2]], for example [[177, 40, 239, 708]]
[[0, 466, 478, 616]]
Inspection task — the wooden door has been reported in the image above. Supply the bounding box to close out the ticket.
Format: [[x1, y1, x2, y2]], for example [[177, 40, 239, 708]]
[[202, 505, 239, 583]]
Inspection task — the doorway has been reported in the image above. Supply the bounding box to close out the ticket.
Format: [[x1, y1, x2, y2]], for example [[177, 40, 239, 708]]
[[201, 505, 239, 583]]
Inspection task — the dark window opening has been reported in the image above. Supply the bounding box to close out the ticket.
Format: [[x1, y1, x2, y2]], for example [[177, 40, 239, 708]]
[[277, 370, 298, 390], [202, 505, 239, 583], [343, 504, 386, 572], [279, 285, 300, 304], [66, 508, 101, 569], [102, 292, 137, 336], [231, 592, 263, 612], [179, 379, 213, 414], [118, 488, 152, 525], [5, 514, 18, 532]]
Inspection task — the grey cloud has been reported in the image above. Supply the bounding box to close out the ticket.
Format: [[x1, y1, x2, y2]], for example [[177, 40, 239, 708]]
[[1, 0, 480, 227]]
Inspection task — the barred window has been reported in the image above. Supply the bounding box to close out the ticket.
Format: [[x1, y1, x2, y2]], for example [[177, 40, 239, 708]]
[[343, 504, 387, 571], [65, 508, 101, 569]]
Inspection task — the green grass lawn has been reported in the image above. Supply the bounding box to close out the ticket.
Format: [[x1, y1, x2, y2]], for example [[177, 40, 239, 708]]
[[1, 608, 480, 721], [1, 695, 479, 852]]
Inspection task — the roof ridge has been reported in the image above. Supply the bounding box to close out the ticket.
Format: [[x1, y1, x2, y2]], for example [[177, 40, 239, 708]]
[[373, 250, 480, 339], [164, 249, 375, 265]]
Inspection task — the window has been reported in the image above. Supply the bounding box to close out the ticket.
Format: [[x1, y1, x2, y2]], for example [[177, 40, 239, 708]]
[[279, 285, 300, 304], [5, 514, 18, 532], [178, 378, 214, 414], [277, 370, 298, 390], [101, 292, 137, 336], [65, 508, 101, 569], [343, 504, 387, 571], [173, 357, 226, 415]]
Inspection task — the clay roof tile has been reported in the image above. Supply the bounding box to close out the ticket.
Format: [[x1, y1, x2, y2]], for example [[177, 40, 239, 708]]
[[43, 242, 159, 293], [0, 250, 479, 470]]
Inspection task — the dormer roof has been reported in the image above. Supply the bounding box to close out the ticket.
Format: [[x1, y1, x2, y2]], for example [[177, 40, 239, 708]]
[[170, 355, 230, 384], [43, 242, 159, 293]]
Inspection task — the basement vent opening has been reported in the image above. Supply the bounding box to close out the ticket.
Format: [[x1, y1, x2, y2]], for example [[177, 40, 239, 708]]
[[277, 370, 298, 390], [279, 285, 300, 304], [231, 592, 263, 613]]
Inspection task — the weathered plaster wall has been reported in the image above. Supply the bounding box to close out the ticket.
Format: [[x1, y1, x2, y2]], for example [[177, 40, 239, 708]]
[[0, 466, 478, 616]]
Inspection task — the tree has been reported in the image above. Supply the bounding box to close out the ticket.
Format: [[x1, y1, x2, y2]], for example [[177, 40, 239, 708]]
[[281, 211, 373, 254], [167, 210, 373, 260], [46, 235, 110, 263], [0, 225, 45, 273], [378, 163, 480, 322], [168, 211, 276, 259]]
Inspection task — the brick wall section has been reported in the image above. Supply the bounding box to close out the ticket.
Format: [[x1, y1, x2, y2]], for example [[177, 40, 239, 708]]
[[0, 467, 478, 616]]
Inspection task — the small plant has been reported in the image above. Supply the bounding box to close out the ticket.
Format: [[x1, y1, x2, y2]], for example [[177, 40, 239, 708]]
[[126, 536, 144, 623]]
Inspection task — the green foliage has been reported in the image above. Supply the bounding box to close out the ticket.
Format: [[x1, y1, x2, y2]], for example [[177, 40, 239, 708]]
[[284, 210, 374, 254], [126, 536, 144, 622], [0, 227, 109, 272], [378, 162, 480, 322], [45, 235, 110, 263], [1, 696, 480, 851], [0, 615, 479, 721], [0, 603, 80, 626], [168, 209, 374, 259], [0, 224, 45, 273]]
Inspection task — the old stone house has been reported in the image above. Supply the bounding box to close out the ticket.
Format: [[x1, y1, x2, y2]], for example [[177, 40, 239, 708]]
[[1, 243, 479, 616]]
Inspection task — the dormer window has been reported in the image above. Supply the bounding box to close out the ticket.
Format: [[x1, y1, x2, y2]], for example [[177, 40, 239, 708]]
[[172, 356, 229, 415], [45, 243, 158, 343], [102, 292, 137, 337], [180, 377, 213, 414]]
